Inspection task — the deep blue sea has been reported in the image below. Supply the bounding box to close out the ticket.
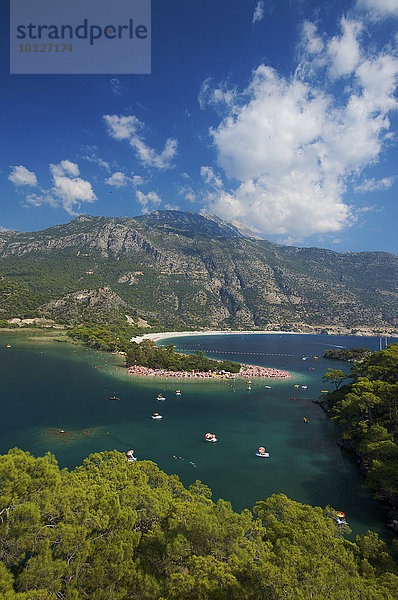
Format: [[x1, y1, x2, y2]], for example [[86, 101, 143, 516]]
[[1, 330, 397, 542]]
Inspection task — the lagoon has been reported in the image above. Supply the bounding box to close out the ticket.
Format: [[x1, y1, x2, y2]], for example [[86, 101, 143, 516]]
[[0, 330, 396, 541]]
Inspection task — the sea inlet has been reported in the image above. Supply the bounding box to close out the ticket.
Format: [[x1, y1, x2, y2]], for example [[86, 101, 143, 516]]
[[1, 330, 396, 542]]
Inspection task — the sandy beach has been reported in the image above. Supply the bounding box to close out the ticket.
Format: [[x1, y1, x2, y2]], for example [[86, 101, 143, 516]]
[[130, 329, 302, 344]]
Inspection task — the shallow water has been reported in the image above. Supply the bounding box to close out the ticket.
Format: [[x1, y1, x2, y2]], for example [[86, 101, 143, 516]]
[[0, 330, 396, 542]]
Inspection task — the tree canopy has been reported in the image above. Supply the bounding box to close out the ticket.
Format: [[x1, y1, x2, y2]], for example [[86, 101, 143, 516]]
[[0, 448, 397, 599]]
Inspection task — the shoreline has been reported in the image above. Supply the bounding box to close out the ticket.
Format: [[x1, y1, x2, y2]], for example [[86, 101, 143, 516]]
[[131, 329, 304, 344], [131, 327, 398, 345], [127, 363, 291, 381]]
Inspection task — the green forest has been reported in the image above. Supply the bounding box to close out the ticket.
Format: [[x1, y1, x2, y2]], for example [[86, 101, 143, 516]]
[[0, 448, 397, 600], [322, 343, 398, 514], [125, 340, 241, 373], [323, 347, 373, 362]]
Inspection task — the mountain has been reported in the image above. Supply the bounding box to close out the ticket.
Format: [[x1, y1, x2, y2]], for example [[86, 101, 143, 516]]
[[0, 210, 397, 333]]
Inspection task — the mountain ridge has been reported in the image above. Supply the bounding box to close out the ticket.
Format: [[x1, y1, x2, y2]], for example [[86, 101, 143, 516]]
[[0, 211, 397, 333]]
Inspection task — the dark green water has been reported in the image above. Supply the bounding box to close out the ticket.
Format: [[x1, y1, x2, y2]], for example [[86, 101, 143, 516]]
[[0, 330, 396, 542]]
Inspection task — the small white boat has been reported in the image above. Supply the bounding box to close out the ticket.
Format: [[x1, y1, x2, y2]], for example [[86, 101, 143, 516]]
[[157, 394, 166, 401], [175, 390, 181, 396], [265, 385, 271, 389], [205, 433, 217, 442], [301, 385, 308, 389], [255, 446, 269, 458], [301, 356, 308, 361], [151, 413, 163, 420], [126, 450, 137, 462]]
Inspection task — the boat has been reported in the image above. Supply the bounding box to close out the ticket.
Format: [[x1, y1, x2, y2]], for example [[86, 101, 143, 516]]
[[247, 385, 252, 390], [6, 344, 11, 348], [335, 512, 348, 525], [303, 417, 309, 424], [255, 446, 270, 458], [321, 390, 328, 393], [265, 385, 272, 389], [294, 384, 299, 388], [157, 394, 166, 401], [175, 390, 181, 396], [301, 356, 308, 361], [126, 450, 137, 462], [109, 394, 120, 401], [301, 385, 308, 389], [205, 432, 217, 442], [151, 413, 163, 420]]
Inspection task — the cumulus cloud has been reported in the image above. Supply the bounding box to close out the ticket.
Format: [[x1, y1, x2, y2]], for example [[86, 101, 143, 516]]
[[104, 114, 178, 170], [200, 16, 398, 238], [50, 160, 79, 178], [356, 0, 398, 20], [252, 1, 264, 24], [136, 190, 162, 212], [9, 165, 37, 187], [105, 171, 129, 187], [20, 160, 96, 215], [327, 18, 363, 79]]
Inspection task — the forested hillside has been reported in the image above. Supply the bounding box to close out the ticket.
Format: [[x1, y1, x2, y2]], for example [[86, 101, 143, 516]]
[[321, 344, 398, 530], [0, 211, 397, 333], [0, 448, 397, 599]]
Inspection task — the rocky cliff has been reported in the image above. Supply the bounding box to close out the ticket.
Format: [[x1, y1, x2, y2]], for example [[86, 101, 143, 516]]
[[0, 211, 397, 331]]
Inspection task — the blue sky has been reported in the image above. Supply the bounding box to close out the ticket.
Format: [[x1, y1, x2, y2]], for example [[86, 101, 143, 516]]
[[1, 0, 398, 253]]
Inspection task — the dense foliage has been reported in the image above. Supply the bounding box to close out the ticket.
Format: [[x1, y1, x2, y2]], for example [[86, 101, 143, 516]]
[[0, 448, 397, 599], [322, 344, 398, 510], [67, 322, 142, 352], [126, 339, 241, 373], [323, 347, 373, 362]]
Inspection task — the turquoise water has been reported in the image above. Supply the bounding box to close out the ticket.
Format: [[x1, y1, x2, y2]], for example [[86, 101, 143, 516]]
[[0, 330, 396, 542]]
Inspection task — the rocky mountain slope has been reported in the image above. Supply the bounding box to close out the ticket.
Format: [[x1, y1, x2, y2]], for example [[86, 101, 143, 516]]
[[0, 211, 397, 332]]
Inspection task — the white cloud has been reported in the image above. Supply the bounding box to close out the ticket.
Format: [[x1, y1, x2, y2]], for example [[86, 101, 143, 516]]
[[301, 21, 324, 55], [82, 153, 110, 171], [252, 0, 264, 24], [200, 166, 223, 188], [51, 174, 96, 215], [136, 190, 162, 213], [201, 18, 398, 239], [104, 114, 178, 169], [50, 160, 79, 178], [25, 193, 57, 209], [198, 78, 237, 110], [9, 165, 37, 187], [327, 18, 362, 79], [132, 175, 146, 186], [105, 171, 129, 187], [104, 114, 141, 140], [164, 203, 181, 210], [178, 185, 196, 203], [356, 0, 398, 19], [354, 176, 395, 192]]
